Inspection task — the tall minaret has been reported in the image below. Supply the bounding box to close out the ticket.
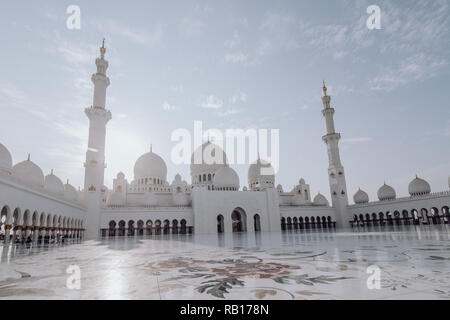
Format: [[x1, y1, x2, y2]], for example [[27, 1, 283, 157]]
[[321, 81, 349, 228], [84, 39, 112, 239]]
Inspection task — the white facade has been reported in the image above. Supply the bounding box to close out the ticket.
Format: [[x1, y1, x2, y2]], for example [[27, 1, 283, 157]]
[[1, 42, 449, 242], [0, 156, 86, 244]]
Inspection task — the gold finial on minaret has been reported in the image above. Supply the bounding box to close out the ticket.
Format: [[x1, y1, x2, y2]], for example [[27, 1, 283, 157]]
[[322, 80, 328, 96], [100, 38, 106, 57]]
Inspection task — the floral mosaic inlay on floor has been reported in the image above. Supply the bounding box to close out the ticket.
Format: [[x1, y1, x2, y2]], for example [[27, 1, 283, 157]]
[[1, 226, 450, 300]]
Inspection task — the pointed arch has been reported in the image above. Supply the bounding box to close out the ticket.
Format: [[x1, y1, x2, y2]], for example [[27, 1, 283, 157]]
[[253, 214, 261, 232], [231, 207, 247, 233]]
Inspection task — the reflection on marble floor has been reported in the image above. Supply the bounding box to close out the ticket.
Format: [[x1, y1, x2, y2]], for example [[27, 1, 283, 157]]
[[1, 225, 450, 300]]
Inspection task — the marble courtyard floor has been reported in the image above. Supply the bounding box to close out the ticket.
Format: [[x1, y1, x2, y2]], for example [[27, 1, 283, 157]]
[[0, 226, 450, 300]]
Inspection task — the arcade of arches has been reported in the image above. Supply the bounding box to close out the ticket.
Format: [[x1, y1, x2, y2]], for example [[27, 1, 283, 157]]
[[281, 216, 335, 230], [0, 205, 85, 244], [102, 219, 193, 237], [351, 206, 450, 227]]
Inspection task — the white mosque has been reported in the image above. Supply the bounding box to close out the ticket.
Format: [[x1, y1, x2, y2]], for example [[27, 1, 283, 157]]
[[0, 42, 449, 243]]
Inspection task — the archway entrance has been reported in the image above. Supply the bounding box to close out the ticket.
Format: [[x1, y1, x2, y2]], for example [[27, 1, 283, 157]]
[[108, 221, 116, 237], [118, 220, 125, 236], [137, 220, 144, 236], [217, 215, 224, 233], [253, 214, 261, 232], [231, 208, 247, 233]]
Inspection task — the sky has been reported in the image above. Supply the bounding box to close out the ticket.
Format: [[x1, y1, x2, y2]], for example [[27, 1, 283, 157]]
[[0, 0, 449, 203]]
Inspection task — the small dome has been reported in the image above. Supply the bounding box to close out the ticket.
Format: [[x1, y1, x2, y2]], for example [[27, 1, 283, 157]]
[[353, 188, 369, 204], [12, 156, 44, 187], [276, 184, 283, 193], [248, 158, 275, 186], [172, 173, 182, 184], [408, 175, 431, 196], [107, 191, 125, 206], [214, 166, 240, 189], [0, 143, 12, 174], [171, 174, 188, 194], [44, 171, 64, 195], [117, 172, 125, 180], [377, 183, 396, 201], [299, 178, 305, 185], [134, 149, 167, 181], [313, 193, 329, 206], [243, 186, 248, 191], [64, 181, 78, 201]]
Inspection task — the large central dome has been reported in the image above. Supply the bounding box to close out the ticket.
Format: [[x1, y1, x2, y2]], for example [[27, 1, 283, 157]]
[[214, 166, 240, 190], [134, 149, 167, 181], [190, 141, 228, 178]]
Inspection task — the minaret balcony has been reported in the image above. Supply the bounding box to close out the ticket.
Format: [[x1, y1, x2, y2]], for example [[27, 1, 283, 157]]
[[322, 133, 341, 142], [91, 73, 110, 86], [84, 107, 112, 122], [321, 107, 335, 116]]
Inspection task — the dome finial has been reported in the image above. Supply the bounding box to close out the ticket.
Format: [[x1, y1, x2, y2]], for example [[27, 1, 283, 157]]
[[322, 80, 328, 96], [100, 38, 106, 58], [150, 144, 152, 153], [51, 169, 54, 175], [27, 153, 30, 161], [67, 179, 69, 184]]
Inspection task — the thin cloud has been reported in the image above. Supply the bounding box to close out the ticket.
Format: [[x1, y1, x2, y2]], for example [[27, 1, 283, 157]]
[[201, 95, 223, 109], [230, 92, 247, 104], [369, 54, 447, 92], [162, 101, 177, 111], [180, 18, 205, 38], [224, 53, 249, 64], [218, 108, 243, 117], [97, 21, 164, 47], [224, 31, 241, 49]]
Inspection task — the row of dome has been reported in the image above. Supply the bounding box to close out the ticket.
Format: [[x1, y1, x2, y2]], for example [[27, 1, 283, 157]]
[[353, 175, 446, 204], [0, 143, 79, 202], [133, 142, 275, 189]]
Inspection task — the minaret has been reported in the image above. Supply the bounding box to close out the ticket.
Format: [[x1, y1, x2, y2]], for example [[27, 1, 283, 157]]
[[84, 39, 112, 239], [321, 81, 349, 227]]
